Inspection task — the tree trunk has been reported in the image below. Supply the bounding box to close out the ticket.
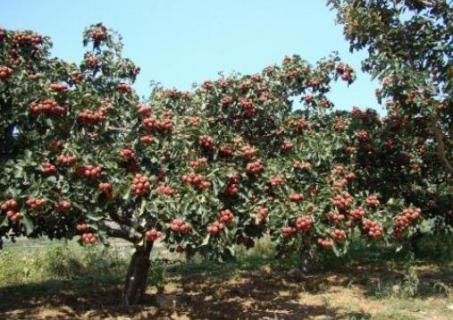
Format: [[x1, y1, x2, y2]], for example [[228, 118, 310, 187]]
[[122, 242, 153, 306]]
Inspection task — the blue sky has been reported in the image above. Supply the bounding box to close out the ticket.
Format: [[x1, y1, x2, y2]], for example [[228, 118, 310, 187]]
[[2, 0, 382, 111]]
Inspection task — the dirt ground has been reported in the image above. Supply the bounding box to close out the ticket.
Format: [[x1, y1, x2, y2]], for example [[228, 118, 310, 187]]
[[0, 263, 452, 320]]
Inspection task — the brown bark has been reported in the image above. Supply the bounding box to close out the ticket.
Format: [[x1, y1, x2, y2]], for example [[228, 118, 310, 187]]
[[122, 242, 153, 306]]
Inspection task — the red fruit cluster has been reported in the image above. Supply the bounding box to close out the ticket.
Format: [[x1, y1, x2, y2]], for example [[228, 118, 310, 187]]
[[295, 216, 313, 232], [136, 103, 151, 117], [199, 135, 215, 149], [55, 200, 71, 213], [269, 176, 284, 186], [326, 211, 345, 223], [1, 199, 18, 212], [85, 54, 98, 68], [365, 195, 380, 207], [246, 160, 264, 175], [318, 238, 334, 249], [257, 207, 268, 222], [82, 232, 97, 244], [219, 144, 234, 158], [120, 148, 136, 161], [349, 207, 366, 219], [140, 135, 155, 145], [189, 157, 208, 169], [132, 174, 150, 195], [0, 199, 22, 222], [0, 66, 13, 80], [26, 197, 46, 210], [362, 219, 383, 238], [330, 228, 347, 242], [332, 192, 353, 209], [281, 140, 293, 152], [56, 154, 77, 166], [225, 174, 240, 196], [220, 95, 233, 106], [156, 183, 175, 196], [394, 208, 421, 236], [145, 228, 161, 241], [117, 83, 131, 93], [76, 165, 102, 179], [76, 223, 89, 233], [12, 31, 43, 45], [91, 28, 106, 42], [49, 82, 67, 93], [143, 116, 173, 132], [289, 193, 304, 203], [293, 118, 311, 135], [170, 219, 192, 233], [281, 226, 297, 238], [182, 173, 211, 191], [336, 63, 354, 82], [29, 99, 65, 117], [356, 130, 369, 142], [219, 209, 234, 224], [41, 162, 57, 175], [334, 118, 346, 130], [207, 221, 225, 235], [240, 145, 257, 159], [98, 182, 113, 198], [239, 98, 256, 117], [78, 109, 106, 125]]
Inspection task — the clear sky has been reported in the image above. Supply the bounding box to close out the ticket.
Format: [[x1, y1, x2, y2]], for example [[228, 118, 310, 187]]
[[2, 0, 382, 112]]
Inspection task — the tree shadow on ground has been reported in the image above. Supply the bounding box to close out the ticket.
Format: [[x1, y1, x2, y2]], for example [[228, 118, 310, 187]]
[[0, 262, 450, 319]]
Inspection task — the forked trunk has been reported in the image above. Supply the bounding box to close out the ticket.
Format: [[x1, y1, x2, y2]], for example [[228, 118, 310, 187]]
[[122, 242, 153, 306]]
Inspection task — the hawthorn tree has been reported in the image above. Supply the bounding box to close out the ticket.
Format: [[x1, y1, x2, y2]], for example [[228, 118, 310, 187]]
[[1, 24, 423, 305], [328, 0, 452, 227]]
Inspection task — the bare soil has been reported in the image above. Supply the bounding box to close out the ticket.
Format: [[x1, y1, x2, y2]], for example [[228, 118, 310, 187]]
[[0, 264, 452, 320]]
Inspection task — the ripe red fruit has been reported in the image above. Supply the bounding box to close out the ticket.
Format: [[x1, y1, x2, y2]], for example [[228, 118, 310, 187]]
[[56, 153, 77, 166], [281, 226, 297, 238], [55, 200, 71, 213], [82, 232, 97, 244], [318, 238, 333, 249], [332, 192, 353, 210], [219, 209, 234, 224], [76, 165, 102, 179], [29, 99, 65, 117], [330, 228, 347, 242], [120, 148, 136, 161], [156, 183, 175, 196], [295, 216, 313, 232], [1, 199, 18, 212], [289, 193, 304, 203], [207, 221, 225, 235], [257, 207, 268, 222], [26, 197, 46, 210], [349, 207, 366, 220], [132, 174, 150, 196], [198, 135, 215, 149], [169, 219, 192, 234], [245, 159, 264, 175], [41, 162, 57, 175], [181, 172, 211, 191], [145, 228, 161, 241], [0, 66, 13, 81]]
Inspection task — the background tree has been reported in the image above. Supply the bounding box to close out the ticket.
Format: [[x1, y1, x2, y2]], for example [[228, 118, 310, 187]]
[[328, 0, 452, 228]]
